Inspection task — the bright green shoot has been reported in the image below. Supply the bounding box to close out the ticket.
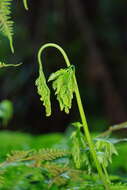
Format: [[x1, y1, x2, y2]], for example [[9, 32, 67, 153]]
[[35, 43, 110, 190]]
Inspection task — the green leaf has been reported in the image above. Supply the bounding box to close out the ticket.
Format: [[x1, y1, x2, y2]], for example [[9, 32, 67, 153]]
[[48, 66, 76, 114], [35, 70, 51, 117]]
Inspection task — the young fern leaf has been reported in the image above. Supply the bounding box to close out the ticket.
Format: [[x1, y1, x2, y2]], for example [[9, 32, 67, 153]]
[[48, 65, 76, 114], [0, 0, 14, 53], [23, 0, 29, 10], [35, 69, 51, 116], [95, 138, 118, 167], [70, 122, 91, 173]]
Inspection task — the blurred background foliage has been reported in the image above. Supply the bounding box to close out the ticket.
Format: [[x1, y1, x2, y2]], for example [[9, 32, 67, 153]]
[[0, 0, 127, 134]]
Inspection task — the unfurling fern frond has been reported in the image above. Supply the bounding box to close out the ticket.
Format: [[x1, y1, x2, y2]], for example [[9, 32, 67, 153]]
[[70, 123, 91, 173], [48, 65, 76, 114], [35, 69, 51, 117], [23, 0, 29, 10], [95, 138, 118, 167], [0, 0, 14, 53]]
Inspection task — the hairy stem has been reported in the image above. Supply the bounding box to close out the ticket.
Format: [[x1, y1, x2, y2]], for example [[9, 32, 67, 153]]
[[37, 43, 110, 190]]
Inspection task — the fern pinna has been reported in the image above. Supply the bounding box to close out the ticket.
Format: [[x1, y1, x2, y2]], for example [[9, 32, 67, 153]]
[[0, 0, 14, 53], [0, 0, 28, 53]]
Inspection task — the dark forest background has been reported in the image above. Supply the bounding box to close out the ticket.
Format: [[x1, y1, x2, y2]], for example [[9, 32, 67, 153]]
[[0, 0, 127, 134]]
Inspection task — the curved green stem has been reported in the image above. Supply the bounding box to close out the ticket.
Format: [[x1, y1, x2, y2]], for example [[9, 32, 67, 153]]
[[37, 43, 110, 190], [38, 43, 71, 70]]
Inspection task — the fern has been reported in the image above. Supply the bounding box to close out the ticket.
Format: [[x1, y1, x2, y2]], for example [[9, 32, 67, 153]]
[[35, 69, 51, 116], [43, 163, 83, 187], [6, 150, 30, 163], [44, 163, 69, 187], [27, 149, 68, 167], [48, 65, 76, 114], [0, 0, 14, 53], [70, 122, 91, 173], [95, 138, 118, 167]]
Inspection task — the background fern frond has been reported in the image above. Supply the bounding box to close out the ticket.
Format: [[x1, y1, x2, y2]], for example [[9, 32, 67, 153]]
[[6, 150, 31, 163], [27, 149, 68, 167], [44, 163, 82, 187], [0, 0, 14, 53]]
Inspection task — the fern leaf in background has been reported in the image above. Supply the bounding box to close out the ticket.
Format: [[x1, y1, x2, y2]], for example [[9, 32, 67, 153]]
[[0, 0, 14, 53], [23, 0, 28, 10]]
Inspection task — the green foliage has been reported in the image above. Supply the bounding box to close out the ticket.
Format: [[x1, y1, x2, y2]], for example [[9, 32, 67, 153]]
[[48, 65, 76, 114], [70, 122, 91, 172], [0, 131, 64, 161], [0, 131, 127, 189], [95, 138, 118, 168], [0, 147, 82, 189], [0, 0, 14, 53], [0, 100, 13, 126], [35, 69, 51, 116]]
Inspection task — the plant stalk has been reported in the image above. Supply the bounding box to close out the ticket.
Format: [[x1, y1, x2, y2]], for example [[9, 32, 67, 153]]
[[37, 43, 110, 190], [73, 76, 110, 190]]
